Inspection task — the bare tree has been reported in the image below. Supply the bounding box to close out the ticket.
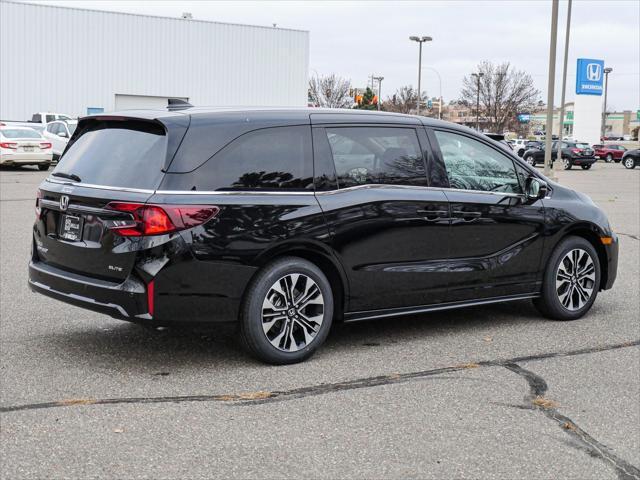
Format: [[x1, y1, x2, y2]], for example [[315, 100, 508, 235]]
[[460, 61, 540, 132], [382, 85, 426, 114], [308, 74, 353, 108]]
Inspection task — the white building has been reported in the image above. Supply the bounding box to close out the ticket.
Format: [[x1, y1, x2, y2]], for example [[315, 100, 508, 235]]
[[0, 1, 309, 120]]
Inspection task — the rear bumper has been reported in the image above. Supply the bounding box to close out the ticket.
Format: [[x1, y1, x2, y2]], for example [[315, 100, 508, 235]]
[[28, 260, 149, 321], [570, 156, 597, 165], [1, 153, 52, 164]]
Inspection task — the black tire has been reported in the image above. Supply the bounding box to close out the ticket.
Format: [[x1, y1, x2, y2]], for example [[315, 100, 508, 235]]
[[239, 256, 334, 365], [605, 153, 613, 163], [624, 157, 636, 169], [562, 157, 572, 170], [525, 155, 536, 167], [581, 164, 592, 170], [37, 163, 50, 171], [533, 236, 600, 321]]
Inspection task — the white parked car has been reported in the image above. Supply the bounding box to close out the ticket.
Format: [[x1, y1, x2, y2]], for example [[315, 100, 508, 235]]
[[43, 120, 77, 160], [0, 126, 52, 170], [31, 112, 74, 125]]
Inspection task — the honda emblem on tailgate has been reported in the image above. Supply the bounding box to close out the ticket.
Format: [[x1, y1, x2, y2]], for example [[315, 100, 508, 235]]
[[59, 195, 69, 211]]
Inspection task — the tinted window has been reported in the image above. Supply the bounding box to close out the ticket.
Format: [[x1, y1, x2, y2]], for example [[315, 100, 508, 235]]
[[194, 126, 313, 191], [67, 123, 77, 135], [45, 115, 55, 123], [53, 120, 167, 190], [32, 114, 41, 122], [1, 128, 41, 139], [325, 127, 426, 188], [434, 130, 522, 194]]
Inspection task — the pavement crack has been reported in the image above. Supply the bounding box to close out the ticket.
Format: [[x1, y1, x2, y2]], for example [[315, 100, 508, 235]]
[[1, 339, 638, 414], [504, 363, 640, 480], [617, 232, 639, 241]]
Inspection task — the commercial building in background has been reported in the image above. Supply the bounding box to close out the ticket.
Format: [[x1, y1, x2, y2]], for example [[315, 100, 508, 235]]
[[0, 1, 309, 120], [528, 104, 639, 139]]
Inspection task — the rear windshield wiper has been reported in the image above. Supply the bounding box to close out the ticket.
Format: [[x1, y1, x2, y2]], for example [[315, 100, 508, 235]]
[[51, 171, 82, 183]]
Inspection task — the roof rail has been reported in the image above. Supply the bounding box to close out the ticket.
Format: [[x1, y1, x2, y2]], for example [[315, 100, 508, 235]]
[[167, 98, 193, 111]]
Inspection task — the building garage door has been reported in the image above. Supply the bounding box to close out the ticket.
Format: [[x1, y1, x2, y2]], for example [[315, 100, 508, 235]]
[[114, 94, 189, 111]]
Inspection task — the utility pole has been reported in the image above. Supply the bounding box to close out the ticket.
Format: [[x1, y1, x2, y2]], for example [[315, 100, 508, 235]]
[[543, 0, 559, 178], [409, 36, 432, 114], [373, 76, 384, 111], [471, 72, 484, 131], [601, 67, 613, 140], [555, 0, 572, 181]]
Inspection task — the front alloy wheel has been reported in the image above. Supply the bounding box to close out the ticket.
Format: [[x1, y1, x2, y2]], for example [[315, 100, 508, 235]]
[[262, 274, 324, 352], [525, 155, 536, 166], [562, 158, 572, 170], [624, 157, 636, 169], [555, 249, 596, 311], [605, 153, 613, 163]]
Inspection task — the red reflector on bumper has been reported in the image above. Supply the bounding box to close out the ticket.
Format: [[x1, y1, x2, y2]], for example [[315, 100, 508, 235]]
[[147, 280, 155, 317]]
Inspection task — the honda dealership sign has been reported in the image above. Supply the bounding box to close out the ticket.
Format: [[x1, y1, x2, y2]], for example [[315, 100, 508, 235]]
[[575, 58, 605, 95]]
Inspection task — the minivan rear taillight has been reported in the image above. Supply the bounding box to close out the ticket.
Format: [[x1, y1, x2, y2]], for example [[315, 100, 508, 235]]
[[105, 202, 219, 236]]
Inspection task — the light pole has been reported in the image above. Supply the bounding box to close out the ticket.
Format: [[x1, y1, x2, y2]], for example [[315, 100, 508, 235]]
[[471, 72, 484, 130], [601, 67, 613, 140], [543, 0, 559, 178], [409, 35, 432, 114], [556, 0, 572, 174], [422, 66, 442, 119], [373, 75, 384, 111]]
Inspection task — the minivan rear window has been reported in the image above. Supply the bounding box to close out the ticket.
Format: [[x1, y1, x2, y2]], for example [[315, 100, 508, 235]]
[[53, 120, 167, 190]]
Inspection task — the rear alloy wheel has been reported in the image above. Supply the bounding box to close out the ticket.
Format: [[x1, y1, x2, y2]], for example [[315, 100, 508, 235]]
[[581, 164, 592, 170], [562, 158, 572, 170], [525, 155, 536, 166], [240, 257, 333, 364], [605, 153, 613, 163], [624, 157, 636, 169], [534, 236, 600, 320]]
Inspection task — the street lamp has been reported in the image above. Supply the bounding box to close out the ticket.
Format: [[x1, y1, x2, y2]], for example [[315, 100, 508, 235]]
[[409, 35, 432, 114], [471, 72, 484, 130], [601, 67, 613, 140], [422, 66, 442, 119], [373, 75, 384, 111]]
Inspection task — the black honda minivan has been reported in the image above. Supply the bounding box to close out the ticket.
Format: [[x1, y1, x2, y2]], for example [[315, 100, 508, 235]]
[[29, 107, 618, 364]]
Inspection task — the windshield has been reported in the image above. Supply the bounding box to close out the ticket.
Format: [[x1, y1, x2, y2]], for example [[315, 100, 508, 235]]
[[576, 143, 589, 149], [67, 123, 77, 135], [54, 120, 167, 190], [1, 129, 41, 139]]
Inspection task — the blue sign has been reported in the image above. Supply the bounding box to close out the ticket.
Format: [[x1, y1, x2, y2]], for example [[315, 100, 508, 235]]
[[576, 58, 604, 96], [86, 107, 104, 115], [517, 113, 530, 123]]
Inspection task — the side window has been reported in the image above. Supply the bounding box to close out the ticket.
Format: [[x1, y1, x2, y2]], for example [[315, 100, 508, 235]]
[[50, 123, 60, 134], [325, 127, 426, 188], [434, 130, 522, 194], [46, 123, 55, 133], [45, 115, 55, 123], [197, 126, 313, 191]]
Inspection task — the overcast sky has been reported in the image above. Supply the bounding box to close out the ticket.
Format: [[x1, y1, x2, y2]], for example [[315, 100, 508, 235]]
[[29, 0, 640, 111]]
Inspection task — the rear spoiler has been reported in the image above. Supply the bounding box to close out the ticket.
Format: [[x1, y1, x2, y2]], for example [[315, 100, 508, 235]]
[[167, 99, 193, 111]]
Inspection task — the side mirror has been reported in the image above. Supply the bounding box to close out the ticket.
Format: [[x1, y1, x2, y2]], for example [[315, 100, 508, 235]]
[[525, 177, 548, 201], [58, 131, 67, 138]]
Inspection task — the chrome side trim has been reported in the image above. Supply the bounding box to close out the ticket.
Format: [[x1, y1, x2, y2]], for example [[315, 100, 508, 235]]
[[45, 177, 524, 199], [154, 190, 315, 196], [29, 280, 130, 317], [344, 293, 539, 323], [45, 177, 154, 194]]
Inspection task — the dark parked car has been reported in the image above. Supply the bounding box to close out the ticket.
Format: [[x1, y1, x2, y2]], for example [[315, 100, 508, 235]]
[[592, 144, 627, 163], [621, 149, 640, 169], [29, 108, 618, 364], [522, 141, 597, 170], [517, 140, 543, 157]]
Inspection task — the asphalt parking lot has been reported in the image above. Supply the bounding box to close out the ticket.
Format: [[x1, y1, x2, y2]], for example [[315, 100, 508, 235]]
[[1, 163, 639, 479]]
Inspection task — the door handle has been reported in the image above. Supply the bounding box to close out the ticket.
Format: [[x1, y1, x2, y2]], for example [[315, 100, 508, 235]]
[[452, 210, 482, 221], [416, 209, 449, 221]]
